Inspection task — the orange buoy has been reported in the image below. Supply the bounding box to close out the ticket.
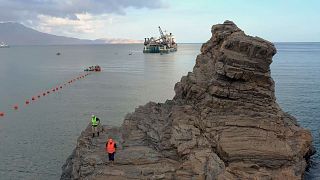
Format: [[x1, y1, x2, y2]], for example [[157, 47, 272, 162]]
[[0, 72, 94, 113]]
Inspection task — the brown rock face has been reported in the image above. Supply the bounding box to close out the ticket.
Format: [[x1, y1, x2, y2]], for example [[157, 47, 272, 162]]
[[61, 21, 314, 179]]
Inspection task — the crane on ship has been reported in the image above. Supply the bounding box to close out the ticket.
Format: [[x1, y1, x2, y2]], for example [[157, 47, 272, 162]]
[[143, 26, 177, 53], [158, 26, 165, 39]]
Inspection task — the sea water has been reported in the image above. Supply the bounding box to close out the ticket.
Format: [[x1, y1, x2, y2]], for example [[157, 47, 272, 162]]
[[272, 43, 320, 179], [0, 43, 319, 179]]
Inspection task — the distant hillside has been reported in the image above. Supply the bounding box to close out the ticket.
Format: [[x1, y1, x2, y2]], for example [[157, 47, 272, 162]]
[[95, 38, 143, 44], [0, 22, 142, 45]]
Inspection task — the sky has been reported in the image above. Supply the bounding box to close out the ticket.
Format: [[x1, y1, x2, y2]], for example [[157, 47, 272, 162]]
[[0, 0, 319, 42]]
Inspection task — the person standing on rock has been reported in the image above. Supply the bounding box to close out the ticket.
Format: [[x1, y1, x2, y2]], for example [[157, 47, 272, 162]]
[[91, 114, 100, 138], [106, 138, 117, 165], [96, 116, 102, 133]]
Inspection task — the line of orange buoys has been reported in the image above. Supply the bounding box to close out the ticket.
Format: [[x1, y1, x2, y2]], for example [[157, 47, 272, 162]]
[[0, 72, 92, 118]]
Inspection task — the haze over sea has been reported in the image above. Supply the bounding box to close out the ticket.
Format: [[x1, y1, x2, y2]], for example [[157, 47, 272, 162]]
[[0, 43, 319, 179]]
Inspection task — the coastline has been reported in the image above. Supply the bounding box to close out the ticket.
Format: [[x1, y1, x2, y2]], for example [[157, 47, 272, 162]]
[[61, 124, 123, 179], [61, 21, 315, 179]]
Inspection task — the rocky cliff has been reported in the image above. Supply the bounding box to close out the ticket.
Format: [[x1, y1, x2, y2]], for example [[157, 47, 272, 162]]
[[61, 21, 314, 179]]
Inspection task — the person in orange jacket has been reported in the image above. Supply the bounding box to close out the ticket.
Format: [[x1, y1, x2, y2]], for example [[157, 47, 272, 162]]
[[106, 138, 117, 165]]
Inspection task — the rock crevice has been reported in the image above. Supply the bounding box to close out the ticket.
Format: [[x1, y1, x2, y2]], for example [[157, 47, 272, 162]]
[[61, 21, 314, 179]]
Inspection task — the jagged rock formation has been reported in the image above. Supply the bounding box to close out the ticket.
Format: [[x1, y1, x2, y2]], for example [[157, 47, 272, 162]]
[[61, 21, 314, 179]]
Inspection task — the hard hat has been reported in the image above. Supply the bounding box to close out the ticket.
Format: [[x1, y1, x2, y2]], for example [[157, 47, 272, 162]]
[[92, 114, 95, 117]]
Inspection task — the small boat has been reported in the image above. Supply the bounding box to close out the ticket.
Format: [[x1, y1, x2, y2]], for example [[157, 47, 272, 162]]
[[56, 52, 61, 55], [84, 65, 101, 72], [0, 42, 9, 48]]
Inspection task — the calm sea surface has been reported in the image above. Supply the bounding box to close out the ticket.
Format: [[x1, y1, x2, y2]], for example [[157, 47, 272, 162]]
[[0, 43, 319, 179]]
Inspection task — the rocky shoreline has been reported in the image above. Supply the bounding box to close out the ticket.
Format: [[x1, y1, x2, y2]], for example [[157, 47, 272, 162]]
[[61, 21, 315, 179]]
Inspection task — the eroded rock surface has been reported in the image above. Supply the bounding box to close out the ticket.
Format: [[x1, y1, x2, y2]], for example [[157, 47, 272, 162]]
[[61, 21, 314, 180]]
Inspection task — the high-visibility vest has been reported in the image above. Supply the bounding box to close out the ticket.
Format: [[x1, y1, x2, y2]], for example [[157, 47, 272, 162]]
[[106, 140, 116, 153], [91, 116, 97, 126]]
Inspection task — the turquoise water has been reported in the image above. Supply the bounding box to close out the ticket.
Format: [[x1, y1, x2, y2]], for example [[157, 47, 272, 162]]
[[0, 43, 319, 179]]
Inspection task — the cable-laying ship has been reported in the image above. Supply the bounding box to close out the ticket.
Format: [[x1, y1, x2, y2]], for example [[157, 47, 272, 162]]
[[143, 26, 177, 53]]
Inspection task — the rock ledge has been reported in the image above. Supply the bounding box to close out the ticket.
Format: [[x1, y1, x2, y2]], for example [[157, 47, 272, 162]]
[[61, 21, 314, 180]]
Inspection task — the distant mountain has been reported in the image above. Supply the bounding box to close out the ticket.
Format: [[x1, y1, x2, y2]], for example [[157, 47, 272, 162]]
[[0, 22, 142, 45]]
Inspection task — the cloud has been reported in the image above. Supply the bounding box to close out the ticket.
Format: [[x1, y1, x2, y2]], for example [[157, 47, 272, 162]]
[[0, 0, 165, 21], [0, 0, 166, 38], [35, 13, 110, 37]]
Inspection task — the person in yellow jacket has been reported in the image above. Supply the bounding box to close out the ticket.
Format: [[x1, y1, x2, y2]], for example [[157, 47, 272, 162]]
[[91, 114, 100, 138]]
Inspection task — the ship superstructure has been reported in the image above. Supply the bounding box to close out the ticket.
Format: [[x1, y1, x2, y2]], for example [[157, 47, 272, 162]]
[[143, 26, 177, 53]]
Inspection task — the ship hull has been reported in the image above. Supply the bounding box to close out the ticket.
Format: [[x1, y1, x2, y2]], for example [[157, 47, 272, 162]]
[[143, 45, 177, 54], [143, 45, 160, 53]]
